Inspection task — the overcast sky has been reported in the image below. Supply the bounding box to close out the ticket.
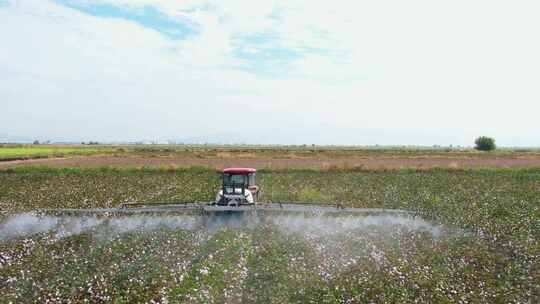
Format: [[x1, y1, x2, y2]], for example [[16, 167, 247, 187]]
[[1, 0, 539, 146]]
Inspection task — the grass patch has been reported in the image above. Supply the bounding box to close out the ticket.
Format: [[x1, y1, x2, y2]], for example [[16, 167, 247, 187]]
[[0, 145, 112, 160], [2, 144, 540, 162]]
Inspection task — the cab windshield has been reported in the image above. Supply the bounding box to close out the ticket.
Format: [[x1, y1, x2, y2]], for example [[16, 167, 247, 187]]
[[223, 174, 247, 186]]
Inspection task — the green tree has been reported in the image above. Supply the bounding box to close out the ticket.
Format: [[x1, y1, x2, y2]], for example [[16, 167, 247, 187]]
[[474, 136, 496, 151]]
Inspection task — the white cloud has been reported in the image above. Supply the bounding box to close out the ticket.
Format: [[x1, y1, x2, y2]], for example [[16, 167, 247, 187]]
[[1, 0, 539, 145]]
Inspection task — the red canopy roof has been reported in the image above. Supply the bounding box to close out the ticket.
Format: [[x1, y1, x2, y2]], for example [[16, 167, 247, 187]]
[[223, 167, 257, 174]]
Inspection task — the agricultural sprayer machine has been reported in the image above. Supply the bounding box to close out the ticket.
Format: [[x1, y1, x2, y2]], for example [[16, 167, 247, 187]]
[[41, 168, 408, 222]]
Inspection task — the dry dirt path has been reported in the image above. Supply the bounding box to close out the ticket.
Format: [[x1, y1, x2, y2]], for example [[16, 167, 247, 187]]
[[1, 154, 540, 169]]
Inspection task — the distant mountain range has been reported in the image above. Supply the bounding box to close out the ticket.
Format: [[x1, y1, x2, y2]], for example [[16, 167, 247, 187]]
[[0, 131, 536, 148]]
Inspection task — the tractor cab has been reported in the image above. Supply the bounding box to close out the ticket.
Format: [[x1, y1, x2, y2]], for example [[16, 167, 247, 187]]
[[215, 168, 259, 206]]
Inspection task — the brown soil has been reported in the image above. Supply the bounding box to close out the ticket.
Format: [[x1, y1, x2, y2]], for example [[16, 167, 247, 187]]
[[1, 154, 539, 170]]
